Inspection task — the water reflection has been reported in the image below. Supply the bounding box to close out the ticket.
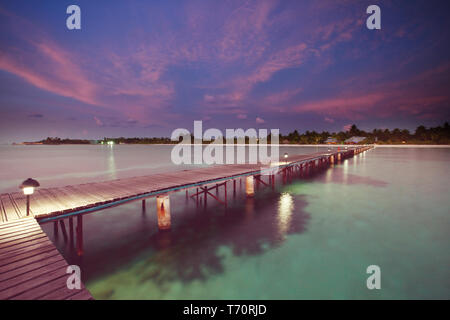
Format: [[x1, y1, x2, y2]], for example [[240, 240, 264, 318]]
[[47, 185, 311, 291], [278, 193, 293, 237], [107, 146, 117, 180]]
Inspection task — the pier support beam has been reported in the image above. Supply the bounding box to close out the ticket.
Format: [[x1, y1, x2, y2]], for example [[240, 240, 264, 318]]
[[59, 220, 68, 243], [53, 221, 58, 237], [142, 199, 146, 210], [156, 195, 171, 231], [245, 176, 255, 197]]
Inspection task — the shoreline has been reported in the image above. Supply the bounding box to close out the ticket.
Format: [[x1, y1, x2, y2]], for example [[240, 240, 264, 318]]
[[5, 143, 450, 148]]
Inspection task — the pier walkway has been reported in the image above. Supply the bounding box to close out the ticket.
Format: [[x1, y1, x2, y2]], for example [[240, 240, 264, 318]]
[[0, 217, 93, 300], [0, 146, 371, 223], [0, 145, 371, 299]]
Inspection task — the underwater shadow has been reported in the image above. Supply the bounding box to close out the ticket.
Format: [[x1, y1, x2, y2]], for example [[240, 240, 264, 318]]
[[135, 190, 311, 286]]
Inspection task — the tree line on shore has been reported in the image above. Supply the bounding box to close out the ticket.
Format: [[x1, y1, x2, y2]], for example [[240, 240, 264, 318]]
[[34, 122, 450, 145], [280, 122, 450, 144]]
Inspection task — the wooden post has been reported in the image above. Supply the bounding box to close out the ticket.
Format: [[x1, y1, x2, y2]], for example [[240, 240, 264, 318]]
[[69, 217, 74, 245], [26, 195, 30, 216], [196, 187, 199, 206], [233, 179, 236, 197], [246, 176, 255, 197], [224, 181, 227, 208], [76, 215, 83, 256], [53, 221, 59, 237], [142, 199, 146, 210], [156, 195, 171, 230], [59, 220, 68, 243]]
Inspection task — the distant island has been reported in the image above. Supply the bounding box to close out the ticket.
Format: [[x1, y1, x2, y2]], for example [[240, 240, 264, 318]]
[[15, 123, 450, 145]]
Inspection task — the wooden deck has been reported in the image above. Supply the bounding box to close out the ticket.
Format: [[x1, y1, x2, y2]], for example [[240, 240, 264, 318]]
[[0, 147, 371, 223], [0, 217, 92, 300]]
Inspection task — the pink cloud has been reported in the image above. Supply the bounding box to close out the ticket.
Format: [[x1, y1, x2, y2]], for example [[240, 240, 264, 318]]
[[94, 117, 103, 127], [324, 117, 335, 123], [264, 88, 303, 105], [292, 93, 385, 119], [256, 117, 265, 124], [343, 124, 352, 132], [237, 114, 247, 119], [0, 42, 99, 106]]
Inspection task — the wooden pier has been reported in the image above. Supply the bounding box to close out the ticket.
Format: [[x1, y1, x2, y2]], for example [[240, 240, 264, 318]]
[[0, 145, 371, 300], [0, 217, 93, 300]]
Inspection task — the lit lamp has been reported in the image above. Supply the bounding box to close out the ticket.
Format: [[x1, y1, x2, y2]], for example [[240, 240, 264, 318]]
[[19, 178, 40, 216], [283, 152, 289, 165]]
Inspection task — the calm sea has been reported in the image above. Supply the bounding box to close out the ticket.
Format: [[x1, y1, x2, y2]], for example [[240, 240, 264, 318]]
[[1, 145, 449, 299]]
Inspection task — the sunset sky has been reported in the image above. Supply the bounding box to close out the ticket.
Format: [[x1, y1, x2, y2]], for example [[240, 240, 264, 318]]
[[0, 0, 449, 143]]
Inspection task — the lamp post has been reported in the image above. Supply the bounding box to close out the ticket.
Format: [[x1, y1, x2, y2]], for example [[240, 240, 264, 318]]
[[19, 178, 40, 216]]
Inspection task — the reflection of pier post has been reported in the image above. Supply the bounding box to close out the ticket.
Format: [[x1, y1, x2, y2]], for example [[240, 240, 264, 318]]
[[69, 217, 74, 244], [245, 176, 254, 197], [76, 215, 83, 256], [59, 220, 68, 243], [156, 195, 171, 230]]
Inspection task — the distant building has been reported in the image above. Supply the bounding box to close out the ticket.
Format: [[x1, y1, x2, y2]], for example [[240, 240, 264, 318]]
[[344, 136, 366, 144], [325, 137, 338, 144]]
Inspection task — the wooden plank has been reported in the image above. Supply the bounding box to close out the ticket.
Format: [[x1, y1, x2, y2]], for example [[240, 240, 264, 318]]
[[0, 194, 20, 222], [0, 253, 64, 282], [38, 284, 82, 300], [0, 262, 69, 299], [37, 189, 70, 212], [0, 243, 57, 268], [0, 248, 60, 274], [0, 218, 36, 229], [13, 277, 68, 300], [0, 236, 50, 255], [0, 225, 42, 240], [0, 229, 47, 247], [0, 236, 53, 258], [8, 193, 27, 218]]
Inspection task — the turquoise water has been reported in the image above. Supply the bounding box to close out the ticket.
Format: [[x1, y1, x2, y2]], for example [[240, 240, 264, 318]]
[[2, 145, 449, 299]]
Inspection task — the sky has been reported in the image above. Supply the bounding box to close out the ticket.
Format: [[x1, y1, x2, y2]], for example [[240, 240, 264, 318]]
[[0, 0, 449, 143]]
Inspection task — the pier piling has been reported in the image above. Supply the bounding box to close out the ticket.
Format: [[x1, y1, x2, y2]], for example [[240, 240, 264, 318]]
[[156, 195, 171, 230]]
